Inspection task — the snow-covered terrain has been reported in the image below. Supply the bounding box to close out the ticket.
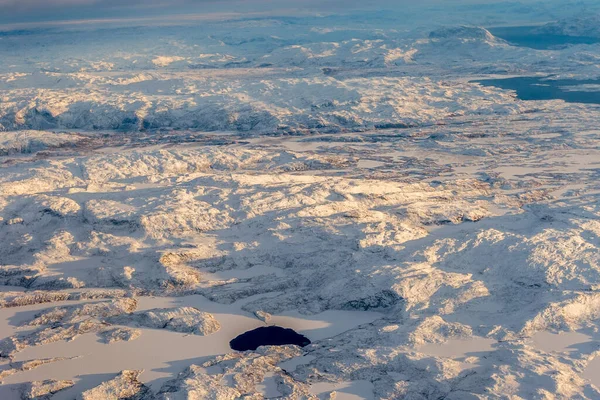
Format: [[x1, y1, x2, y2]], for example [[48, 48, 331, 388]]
[[536, 14, 600, 38], [2, 3, 600, 399]]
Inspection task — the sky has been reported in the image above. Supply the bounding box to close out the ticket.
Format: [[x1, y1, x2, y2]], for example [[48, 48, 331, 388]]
[[0, 0, 538, 24], [0, 0, 374, 24], [0, 0, 595, 27]]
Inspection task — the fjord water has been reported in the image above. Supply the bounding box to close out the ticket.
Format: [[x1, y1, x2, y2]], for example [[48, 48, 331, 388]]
[[475, 76, 600, 104], [479, 26, 600, 105], [489, 26, 600, 50]]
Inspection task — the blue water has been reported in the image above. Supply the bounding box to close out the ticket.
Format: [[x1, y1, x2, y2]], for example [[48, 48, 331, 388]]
[[488, 26, 600, 50], [230, 326, 311, 351], [475, 76, 600, 105]]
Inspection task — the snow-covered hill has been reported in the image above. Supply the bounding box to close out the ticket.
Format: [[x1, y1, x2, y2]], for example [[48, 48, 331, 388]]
[[1, 14, 599, 135], [536, 14, 600, 38], [1, 4, 600, 400], [0, 73, 525, 133]]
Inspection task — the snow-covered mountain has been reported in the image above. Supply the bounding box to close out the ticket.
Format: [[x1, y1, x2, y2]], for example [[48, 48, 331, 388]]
[[428, 26, 503, 43], [2, 4, 600, 400], [536, 13, 600, 38], [0, 19, 597, 134], [0, 73, 525, 133]]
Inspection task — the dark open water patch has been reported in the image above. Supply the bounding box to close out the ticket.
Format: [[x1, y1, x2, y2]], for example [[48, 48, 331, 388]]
[[474, 76, 600, 105], [488, 26, 600, 50], [230, 326, 311, 351]]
